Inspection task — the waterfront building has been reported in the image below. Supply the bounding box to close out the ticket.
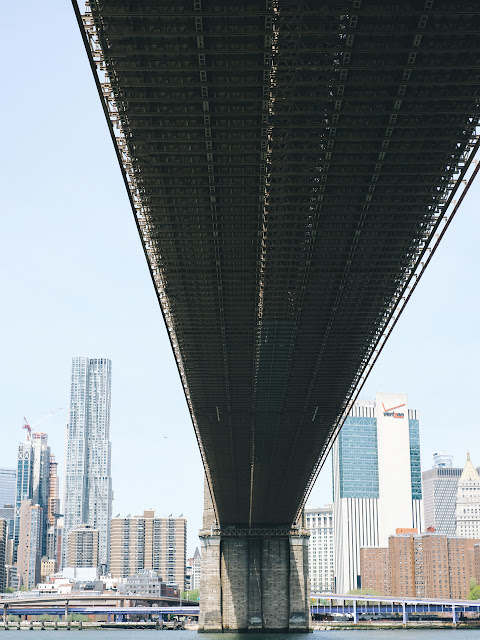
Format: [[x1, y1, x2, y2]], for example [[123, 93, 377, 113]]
[[413, 533, 450, 600], [360, 530, 480, 600], [359, 546, 390, 596], [67, 524, 99, 568], [0, 519, 6, 592], [422, 452, 462, 536], [110, 510, 187, 589], [455, 453, 480, 538], [388, 531, 416, 598], [0, 468, 16, 508], [333, 392, 422, 593], [63, 357, 113, 570], [305, 505, 334, 592], [117, 569, 178, 597], [448, 536, 480, 599], [475, 544, 480, 585], [17, 500, 43, 589]]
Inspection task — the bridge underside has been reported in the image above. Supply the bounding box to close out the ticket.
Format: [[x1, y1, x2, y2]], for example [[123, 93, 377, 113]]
[[78, 0, 480, 527]]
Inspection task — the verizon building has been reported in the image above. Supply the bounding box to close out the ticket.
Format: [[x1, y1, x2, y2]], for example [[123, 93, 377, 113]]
[[333, 392, 422, 593]]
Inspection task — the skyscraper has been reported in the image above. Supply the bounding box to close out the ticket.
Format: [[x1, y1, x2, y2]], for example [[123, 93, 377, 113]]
[[422, 452, 463, 536], [31, 432, 51, 557], [456, 453, 480, 538], [63, 357, 113, 570], [0, 468, 16, 508], [14, 439, 34, 559], [46, 455, 61, 569], [333, 392, 422, 593]]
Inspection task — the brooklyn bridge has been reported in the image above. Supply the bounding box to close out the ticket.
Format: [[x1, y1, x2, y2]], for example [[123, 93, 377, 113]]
[[73, 0, 480, 631]]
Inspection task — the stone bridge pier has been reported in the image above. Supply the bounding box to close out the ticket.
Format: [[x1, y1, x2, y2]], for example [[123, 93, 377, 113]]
[[199, 482, 310, 633]]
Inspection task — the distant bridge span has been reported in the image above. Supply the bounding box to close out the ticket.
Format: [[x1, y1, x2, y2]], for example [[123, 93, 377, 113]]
[[0, 594, 198, 608], [73, 0, 480, 631]]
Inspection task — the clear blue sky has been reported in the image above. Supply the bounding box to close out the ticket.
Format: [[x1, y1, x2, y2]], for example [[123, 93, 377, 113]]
[[1, 2, 479, 555]]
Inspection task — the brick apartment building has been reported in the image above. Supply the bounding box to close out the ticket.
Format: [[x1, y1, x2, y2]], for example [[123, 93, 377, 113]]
[[360, 529, 480, 599]]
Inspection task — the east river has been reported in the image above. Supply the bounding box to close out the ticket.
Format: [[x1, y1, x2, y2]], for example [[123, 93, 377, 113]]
[[2, 632, 480, 639]]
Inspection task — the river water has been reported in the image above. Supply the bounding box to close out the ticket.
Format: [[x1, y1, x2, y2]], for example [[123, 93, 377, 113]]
[[2, 632, 480, 639]]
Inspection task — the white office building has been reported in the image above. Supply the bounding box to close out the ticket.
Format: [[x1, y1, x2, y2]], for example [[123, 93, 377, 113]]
[[455, 453, 480, 538], [305, 505, 334, 592], [63, 357, 113, 570], [333, 392, 422, 594]]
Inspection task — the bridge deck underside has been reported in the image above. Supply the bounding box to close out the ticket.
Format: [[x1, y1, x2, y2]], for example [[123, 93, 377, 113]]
[[84, 0, 480, 526]]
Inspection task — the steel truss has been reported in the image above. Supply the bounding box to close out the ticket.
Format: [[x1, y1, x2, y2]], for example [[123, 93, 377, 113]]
[[200, 527, 310, 538]]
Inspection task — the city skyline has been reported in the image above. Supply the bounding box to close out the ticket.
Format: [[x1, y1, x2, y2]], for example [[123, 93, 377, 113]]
[[2, 1, 480, 553]]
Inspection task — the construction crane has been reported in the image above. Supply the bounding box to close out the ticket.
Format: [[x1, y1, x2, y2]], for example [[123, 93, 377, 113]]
[[21, 408, 63, 441], [22, 417, 32, 441]]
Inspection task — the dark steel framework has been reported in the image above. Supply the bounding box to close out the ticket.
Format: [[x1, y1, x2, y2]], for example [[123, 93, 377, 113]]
[[74, 0, 480, 527]]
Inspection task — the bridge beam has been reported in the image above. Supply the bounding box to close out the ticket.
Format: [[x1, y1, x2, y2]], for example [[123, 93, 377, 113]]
[[199, 529, 310, 633]]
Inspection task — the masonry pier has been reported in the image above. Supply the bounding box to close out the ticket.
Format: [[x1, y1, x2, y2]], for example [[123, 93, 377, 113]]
[[199, 482, 310, 633], [199, 529, 310, 632]]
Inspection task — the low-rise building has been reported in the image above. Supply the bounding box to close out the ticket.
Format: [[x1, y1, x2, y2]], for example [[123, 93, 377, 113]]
[[41, 557, 56, 583], [117, 569, 178, 597]]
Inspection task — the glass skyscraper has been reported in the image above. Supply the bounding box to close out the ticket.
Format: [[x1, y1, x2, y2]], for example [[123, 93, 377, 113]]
[[63, 357, 113, 570], [0, 468, 16, 508], [14, 440, 34, 559], [333, 392, 422, 593]]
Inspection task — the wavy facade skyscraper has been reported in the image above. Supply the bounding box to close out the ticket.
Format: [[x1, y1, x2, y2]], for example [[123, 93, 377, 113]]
[[63, 357, 112, 570]]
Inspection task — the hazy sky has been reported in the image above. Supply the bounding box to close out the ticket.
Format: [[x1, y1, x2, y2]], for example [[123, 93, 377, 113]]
[[1, 2, 479, 556]]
